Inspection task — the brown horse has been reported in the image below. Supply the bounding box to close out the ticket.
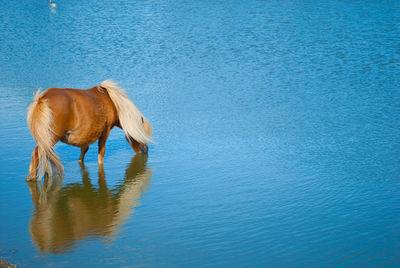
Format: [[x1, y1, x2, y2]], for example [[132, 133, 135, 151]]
[[26, 80, 152, 181]]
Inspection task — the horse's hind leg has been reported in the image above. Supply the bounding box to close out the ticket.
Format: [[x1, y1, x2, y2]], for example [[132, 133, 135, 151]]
[[26, 146, 39, 181], [78, 146, 89, 163]]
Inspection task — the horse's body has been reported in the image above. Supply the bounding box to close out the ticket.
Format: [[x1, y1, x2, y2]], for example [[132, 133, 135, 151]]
[[27, 80, 152, 181]]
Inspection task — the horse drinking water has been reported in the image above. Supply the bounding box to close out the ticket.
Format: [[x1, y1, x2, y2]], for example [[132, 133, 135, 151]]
[[26, 80, 152, 181]]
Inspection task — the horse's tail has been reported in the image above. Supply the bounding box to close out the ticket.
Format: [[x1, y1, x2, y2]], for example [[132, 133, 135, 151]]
[[27, 90, 63, 179], [100, 79, 152, 144]]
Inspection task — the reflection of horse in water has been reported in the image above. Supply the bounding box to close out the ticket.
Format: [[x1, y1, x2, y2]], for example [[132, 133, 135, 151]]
[[26, 80, 152, 181], [27, 154, 151, 254]]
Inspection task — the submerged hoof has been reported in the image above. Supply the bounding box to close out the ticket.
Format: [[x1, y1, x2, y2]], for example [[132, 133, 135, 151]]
[[26, 174, 37, 181]]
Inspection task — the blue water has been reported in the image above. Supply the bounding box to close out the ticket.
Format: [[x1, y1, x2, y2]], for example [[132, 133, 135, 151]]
[[0, 0, 399, 267]]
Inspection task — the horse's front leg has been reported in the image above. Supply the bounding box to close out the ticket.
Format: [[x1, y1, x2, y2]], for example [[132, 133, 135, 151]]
[[98, 127, 111, 165], [78, 146, 89, 163], [26, 146, 39, 181]]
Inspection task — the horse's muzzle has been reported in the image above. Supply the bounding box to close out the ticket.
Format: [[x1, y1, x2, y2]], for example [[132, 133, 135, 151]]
[[140, 144, 148, 154]]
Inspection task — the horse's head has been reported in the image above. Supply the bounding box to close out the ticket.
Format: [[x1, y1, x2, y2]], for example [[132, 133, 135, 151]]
[[126, 117, 152, 154]]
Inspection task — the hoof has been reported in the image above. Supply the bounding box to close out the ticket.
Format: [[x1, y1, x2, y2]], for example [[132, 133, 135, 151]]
[[26, 174, 37, 181]]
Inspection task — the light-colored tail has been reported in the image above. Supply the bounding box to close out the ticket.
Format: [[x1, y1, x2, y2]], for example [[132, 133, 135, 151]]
[[101, 80, 152, 144], [27, 90, 63, 179]]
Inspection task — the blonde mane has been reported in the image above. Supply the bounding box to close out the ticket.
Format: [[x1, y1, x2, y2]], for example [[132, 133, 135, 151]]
[[100, 80, 152, 144]]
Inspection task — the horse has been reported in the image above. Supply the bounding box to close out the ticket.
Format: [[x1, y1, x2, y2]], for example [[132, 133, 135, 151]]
[[26, 80, 152, 181]]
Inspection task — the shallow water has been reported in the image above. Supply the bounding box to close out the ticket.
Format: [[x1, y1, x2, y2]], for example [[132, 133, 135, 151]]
[[0, 0, 400, 267]]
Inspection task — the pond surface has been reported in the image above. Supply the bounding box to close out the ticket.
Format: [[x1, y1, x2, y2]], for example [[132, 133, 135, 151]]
[[0, 0, 399, 267]]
